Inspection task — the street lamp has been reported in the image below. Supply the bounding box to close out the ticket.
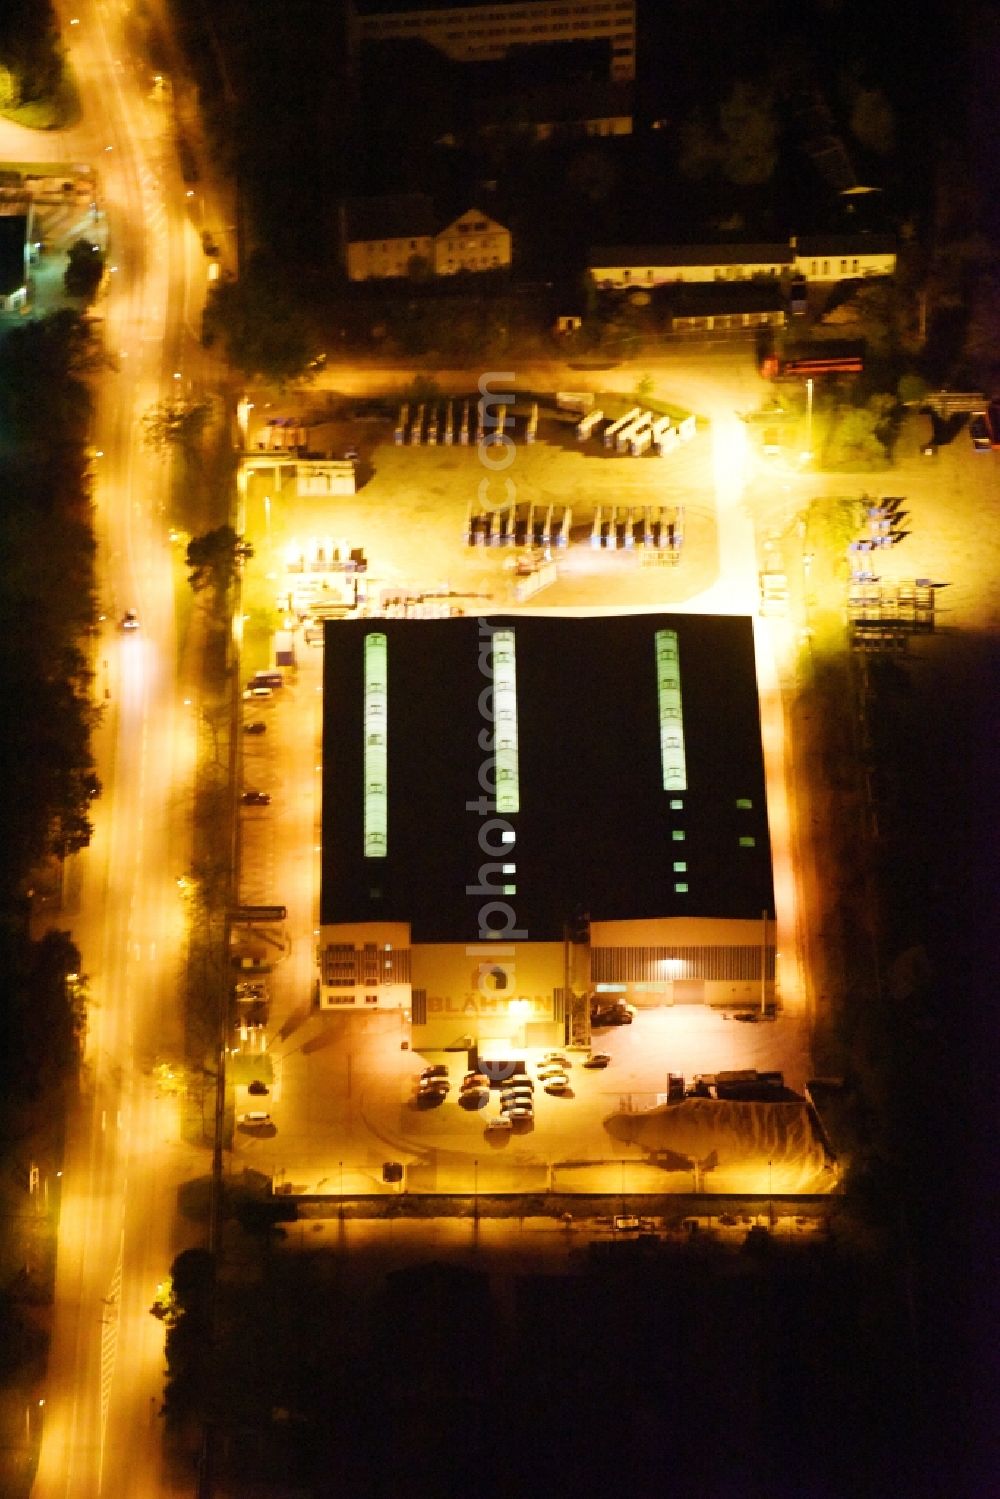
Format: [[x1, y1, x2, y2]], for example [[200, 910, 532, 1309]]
[[803, 377, 814, 462]]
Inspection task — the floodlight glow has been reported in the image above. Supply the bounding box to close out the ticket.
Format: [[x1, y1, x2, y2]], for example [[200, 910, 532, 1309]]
[[492, 629, 519, 813], [654, 629, 687, 791], [363, 633, 388, 858]]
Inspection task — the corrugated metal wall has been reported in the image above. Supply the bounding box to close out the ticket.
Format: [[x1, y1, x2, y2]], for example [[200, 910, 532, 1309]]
[[591, 945, 776, 982]]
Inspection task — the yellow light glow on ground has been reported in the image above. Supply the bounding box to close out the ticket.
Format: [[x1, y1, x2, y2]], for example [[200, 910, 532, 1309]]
[[754, 620, 805, 1012]]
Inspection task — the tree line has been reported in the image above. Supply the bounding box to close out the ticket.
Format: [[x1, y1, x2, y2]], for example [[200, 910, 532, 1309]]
[[0, 312, 102, 905], [0, 0, 63, 109], [0, 309, 100, 1465]]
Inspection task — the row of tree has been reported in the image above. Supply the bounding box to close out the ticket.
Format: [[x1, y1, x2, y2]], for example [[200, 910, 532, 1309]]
[[0, 312, 102, 904], [0, 0, 63, 110]]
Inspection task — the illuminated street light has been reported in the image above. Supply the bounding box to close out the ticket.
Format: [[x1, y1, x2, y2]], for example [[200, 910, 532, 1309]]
[[800, 377, 814, 463]]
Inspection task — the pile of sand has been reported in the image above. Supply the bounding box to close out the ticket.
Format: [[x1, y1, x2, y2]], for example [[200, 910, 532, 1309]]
[[605, 1098, 837, 1194]]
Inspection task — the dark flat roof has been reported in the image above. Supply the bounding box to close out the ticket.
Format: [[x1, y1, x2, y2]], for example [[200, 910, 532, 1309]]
[[0, 214, 27, 296], [590, 243, 792, 269], [794, 233, 895, 257], [342, 193, 436, 242], [669, 281, 786, 315], [321, 613, 774, 942]]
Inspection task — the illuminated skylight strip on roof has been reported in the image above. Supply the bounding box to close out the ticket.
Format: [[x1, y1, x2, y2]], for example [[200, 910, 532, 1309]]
[[363, 632, 388, 858], [492, 628, 520, 814], [655, 628, 687, 792]]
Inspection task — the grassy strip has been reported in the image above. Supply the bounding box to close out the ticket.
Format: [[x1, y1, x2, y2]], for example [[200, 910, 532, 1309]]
[[0, 67, 81, 131]]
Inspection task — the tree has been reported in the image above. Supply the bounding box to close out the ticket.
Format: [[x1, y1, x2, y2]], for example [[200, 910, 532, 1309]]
[[565, 144, 617, 204], [634, 373, 654, 403], [161, 1249, 215, 1419], [0, 927, 84, 1123], [64, 238, 104, 301], [961, 267, 1000, 380], [0, 312, 100, 897], [678, 84, 778, 188], [0, 0, 63, 106], [822, 406, 887, 470], [719, 83, 778, 187], [849, 87, 895, 157], [678, 113, 717, 181], [186, 525, 251, 607], [202, 257, 313, 382], [143, 398, 212, 456]]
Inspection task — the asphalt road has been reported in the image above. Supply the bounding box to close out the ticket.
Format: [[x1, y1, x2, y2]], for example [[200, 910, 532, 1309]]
[[13, 2, 215, 1494]]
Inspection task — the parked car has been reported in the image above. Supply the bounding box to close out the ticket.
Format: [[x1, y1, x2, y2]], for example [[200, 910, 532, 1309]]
[[591, 999, 635, 1026], [242, 685, 272, 700], [540, 1052, 571, 1068], [241, 790, 271, 806], [614, 1215, 656, 1233], [419, 1064, 449, 1082], [120, 609, 139, 631], [236, 1111, 271, 1125], [543, 1075, 571, 1095], [485, 1115, 512, 1133], [461, 1072, 489, 1091], [418, 1076, 450, 1095], [243, 720, 267, 735], [247, 1081, 269, 1096], [235, 981, 267, 1000], [503, 1104, 534, 1122], [538, 1064, 567, 1080], [583, 1053, 611, 1069]]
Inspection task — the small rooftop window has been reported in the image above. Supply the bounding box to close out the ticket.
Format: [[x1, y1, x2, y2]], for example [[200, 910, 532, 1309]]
[[672, 830, 685, 842], [739, 836, 756, 848], [736, 797, 753, 810], [674, 882, 689, 893]]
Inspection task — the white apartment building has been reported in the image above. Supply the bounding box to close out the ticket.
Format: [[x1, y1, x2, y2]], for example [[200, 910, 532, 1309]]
[[355, 0, 637, 81]]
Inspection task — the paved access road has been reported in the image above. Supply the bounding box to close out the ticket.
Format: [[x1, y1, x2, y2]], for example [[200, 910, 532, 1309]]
[[19, 2, 217, 1495]]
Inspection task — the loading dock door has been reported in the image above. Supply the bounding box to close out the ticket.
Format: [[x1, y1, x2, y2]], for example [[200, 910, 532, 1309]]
[[672, 979, 706, 1005]]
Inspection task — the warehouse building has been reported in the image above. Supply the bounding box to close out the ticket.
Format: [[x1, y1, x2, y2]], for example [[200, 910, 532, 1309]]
[[319, 612, 775, 1050]]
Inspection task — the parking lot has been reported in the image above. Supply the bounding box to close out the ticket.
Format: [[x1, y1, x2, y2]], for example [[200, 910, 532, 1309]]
[[229, 979, 830, 1197], [229, 377, 826, 1199]]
